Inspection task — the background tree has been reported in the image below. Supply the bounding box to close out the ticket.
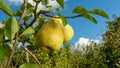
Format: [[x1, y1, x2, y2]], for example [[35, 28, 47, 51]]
[[102, 16, 120, 68]]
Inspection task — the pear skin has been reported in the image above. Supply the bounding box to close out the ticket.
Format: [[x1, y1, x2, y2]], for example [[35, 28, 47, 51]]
[[52, 18, 74, 43], [63, 24, 74, 42], [35, 18, 64, 51]]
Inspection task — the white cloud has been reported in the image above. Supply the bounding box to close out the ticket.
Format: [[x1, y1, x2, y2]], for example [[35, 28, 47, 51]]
[[0, 23, 4, 28], [71, 37, 100, 54], [8, 0, 67, 10], [8, 0, 23, 5]]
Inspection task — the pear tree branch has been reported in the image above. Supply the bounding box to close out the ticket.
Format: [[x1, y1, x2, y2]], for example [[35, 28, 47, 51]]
[[21, 46, 43, 68], [43, 14, 82, 18], [6, 0, 26, 68]]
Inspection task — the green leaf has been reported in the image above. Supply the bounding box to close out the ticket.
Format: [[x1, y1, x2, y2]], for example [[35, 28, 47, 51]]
[[56, 0, 64, 9], [89, 9, 109, 19], [41, 0, 49, 6], [0, 1, 13, 16], [26, 3, 34, 9], [72, 6, 88, 15], [55, 8, 60, 12], [0, 48, 6, 59], [72, 6, 97, 23], [0, 29, 4, 46], [19, 27, 35, 41], [33, 0, 42, 4], [35, 18, 45, 31], [82, 13, 97, 24], [0, 48, 8, 67], [4, 17, 18, 40], [58, 13, 67, 26], [23, 15, 32, 20], [19, 63, 40, 68], [23, 8, 34, 18], [13, 10, 21, 16]]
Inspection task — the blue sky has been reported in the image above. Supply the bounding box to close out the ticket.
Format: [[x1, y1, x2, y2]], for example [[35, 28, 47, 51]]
[[1, 0, 120, 45], [64, 0, 120, 44]]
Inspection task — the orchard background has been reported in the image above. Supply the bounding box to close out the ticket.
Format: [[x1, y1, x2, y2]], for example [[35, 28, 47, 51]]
[[0, 0, 119, 68]]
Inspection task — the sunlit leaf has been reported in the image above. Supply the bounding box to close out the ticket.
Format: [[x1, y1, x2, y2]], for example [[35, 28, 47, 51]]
[[56, 0, 64, 9], [72, 6, 88, 15], [72, 6, 97, 23], [19, 63, 40, 68], [89, 9, 109, 19], [58, 13, 67, 26], [0, 1, 13, 16], [4, 17, 18, 40]]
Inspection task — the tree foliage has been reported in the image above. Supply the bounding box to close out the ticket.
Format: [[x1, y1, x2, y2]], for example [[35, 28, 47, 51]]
[[103, 16, 120, 68]]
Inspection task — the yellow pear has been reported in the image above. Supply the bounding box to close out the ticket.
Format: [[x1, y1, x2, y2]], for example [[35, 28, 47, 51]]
[[35, 18, 64, 51], [52, 18, 74, 43], [63, 24, 74, 42]]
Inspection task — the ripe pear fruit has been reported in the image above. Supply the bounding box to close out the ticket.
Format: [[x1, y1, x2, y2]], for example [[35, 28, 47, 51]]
[[35, 18, 64, 51], [52, 18, 74, 43], [63, 24, 74, 42]]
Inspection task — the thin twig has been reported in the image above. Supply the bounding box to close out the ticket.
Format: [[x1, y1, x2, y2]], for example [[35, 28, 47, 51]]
[[14, 47, 23, 67], [44, 14, 82, 18], [26, 51, 30, 63], [65, 15, 82, 18], [6, 0, 26, 68], [34, 3, 38, 18], [24, 20, 28, 28], [22, 46, 43, 68], [28, 10, 50, 27], [6, 33, 19, 68]]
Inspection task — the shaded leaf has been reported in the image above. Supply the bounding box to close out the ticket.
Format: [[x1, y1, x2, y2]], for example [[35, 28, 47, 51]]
[[13, 10, 21, 16], [26, 3, 34, 9], [33, 0, 42, 4], [0, 1, 13, 16], [82, 13, 97, 24], [19, 27, 35, 41], [41, 0, 49, 6], [23, 14, 32, 20], [0, 29, 4, 46], [23, 8, 34, 18], [55, 8, 60, 12], [89, 9, 109, 19], [0, 48, 8, 67], [56, 0, 64, 9], [35, 18, 45, 31], [58, 13, 67, 26], [4, 17, 18, 40], [19, 63, 40, 68]]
